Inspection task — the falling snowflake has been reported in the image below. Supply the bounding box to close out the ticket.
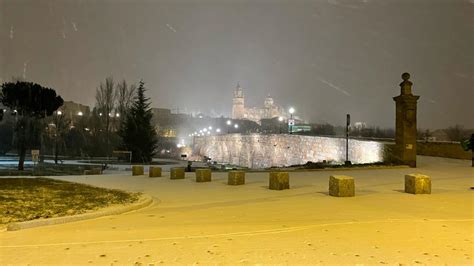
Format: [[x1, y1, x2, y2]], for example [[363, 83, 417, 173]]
[[166, 23, 177, 33]]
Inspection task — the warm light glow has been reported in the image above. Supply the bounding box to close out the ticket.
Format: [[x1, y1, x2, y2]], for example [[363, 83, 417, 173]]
[[78, 111, 83, 116], [99, 112, 103, 116], [57, 111, 62, 115], [116, 113, 120, 117], [289, 107, 295, 114], [278, 116, 283, 122]]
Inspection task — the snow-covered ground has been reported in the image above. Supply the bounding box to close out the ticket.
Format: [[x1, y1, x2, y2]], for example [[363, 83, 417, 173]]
[[0, 156, 472, 264]]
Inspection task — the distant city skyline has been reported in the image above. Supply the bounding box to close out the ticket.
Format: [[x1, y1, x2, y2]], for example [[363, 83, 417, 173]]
[[1, 0, 473, 129]]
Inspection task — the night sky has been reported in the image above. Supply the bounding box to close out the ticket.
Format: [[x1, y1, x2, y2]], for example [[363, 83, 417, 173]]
[[1, 0, 472, 129]]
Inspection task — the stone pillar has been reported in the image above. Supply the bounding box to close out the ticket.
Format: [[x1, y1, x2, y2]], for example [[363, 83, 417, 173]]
[[393, 73, 420, 167]]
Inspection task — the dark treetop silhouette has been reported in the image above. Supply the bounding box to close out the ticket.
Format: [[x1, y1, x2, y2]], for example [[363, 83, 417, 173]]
[[0, 81, 64, 170]]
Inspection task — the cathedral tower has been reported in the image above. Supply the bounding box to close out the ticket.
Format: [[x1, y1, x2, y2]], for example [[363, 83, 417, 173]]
[[232, 82, 245, 119]]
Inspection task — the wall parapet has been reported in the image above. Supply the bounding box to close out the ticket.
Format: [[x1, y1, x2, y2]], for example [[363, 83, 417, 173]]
[[193, 134, 388, 168]]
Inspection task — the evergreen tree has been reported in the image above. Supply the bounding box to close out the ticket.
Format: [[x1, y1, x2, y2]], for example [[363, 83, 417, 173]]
[[119, 80, 157, 163]]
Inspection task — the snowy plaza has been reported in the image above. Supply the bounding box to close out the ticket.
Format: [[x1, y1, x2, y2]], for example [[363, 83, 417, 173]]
[[0, 156, 472, 265]]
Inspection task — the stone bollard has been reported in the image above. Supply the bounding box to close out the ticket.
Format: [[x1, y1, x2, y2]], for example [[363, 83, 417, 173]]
[[405, 174, 431, 194], [84, 168, 102, 175], [228, 171, 245, 185], [196, 168, 212, 182], [329, 175, 355, 197], [91, 167, 102, 175], [170, 167, 185, 179], [132, 165, 144, 176], [269, 172, 290, 190], [149, 166, 162, 178]]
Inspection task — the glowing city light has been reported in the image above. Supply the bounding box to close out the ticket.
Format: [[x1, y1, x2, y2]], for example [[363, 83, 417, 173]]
[[57, 110, 62, 115], [78, 111, 83, 116], [226, 120, 232, 125], [234, 124, 239, 129], [216, 128, 221, 133], [289, 107, 295, 114], [278, 116, 283, 122]]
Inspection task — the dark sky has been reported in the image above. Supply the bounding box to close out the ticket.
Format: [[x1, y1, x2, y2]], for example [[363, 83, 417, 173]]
[[1, 0, 472, 129]]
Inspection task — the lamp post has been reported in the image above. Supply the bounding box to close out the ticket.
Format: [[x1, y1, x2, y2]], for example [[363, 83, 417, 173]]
[[278, 116, 283, 134], [345, 114, 351, 166], [288, 107, 295, 134], [226, 120, 232, 133]]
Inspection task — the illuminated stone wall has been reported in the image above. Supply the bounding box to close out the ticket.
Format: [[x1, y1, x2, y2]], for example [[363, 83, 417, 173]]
[[193, 134, 387, 168]]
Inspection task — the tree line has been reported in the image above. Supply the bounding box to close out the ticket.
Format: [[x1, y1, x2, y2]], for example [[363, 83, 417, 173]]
[[0, 78, 157, 170]]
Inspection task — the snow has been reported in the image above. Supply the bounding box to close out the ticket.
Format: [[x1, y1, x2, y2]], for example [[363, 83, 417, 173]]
[[0, 156, 472, 264]]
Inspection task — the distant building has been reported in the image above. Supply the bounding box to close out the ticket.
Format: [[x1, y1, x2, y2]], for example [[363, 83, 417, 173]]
[[231, 83, 290, 124], [58, 101, 91, 120]]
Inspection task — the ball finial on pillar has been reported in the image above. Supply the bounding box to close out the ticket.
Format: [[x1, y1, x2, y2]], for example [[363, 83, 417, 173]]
[[402, 72, 410, 81]]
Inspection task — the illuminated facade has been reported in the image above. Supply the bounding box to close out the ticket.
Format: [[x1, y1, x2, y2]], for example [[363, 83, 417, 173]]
[[231, 83, 289, 124]]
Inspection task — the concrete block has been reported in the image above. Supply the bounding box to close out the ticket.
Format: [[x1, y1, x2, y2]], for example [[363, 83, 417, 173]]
[[228, 171, 245, 185], [84, 168, 102, 175], [196, 168, 212, 182], [405, 174, 431, 194], [132, 165, 144, 176], [149, 166, 162, 178], [329, 175, 355, 197], [269, 172, 289, 190], [170, 167, 185, 179], [91, 168, 102, 175]]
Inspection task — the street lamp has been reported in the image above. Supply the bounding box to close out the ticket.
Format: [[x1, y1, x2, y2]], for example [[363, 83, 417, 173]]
[[278, 116, 283, 134], [77, 111, 83, 116], [57, 110, 62, 115], [216, 128, 221, 133], [288, 107, 295, 134], [226, 120, 232, 133]]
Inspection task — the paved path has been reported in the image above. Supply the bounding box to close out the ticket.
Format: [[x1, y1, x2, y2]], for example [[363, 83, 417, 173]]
[[0, 156, 473, 264]]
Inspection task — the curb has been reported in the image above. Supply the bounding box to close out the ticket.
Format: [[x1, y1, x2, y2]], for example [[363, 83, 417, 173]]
[[6, 194, 153, 231]]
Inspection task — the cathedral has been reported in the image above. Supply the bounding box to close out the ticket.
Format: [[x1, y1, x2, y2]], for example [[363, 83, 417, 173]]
[[231, 83, 289, 124]]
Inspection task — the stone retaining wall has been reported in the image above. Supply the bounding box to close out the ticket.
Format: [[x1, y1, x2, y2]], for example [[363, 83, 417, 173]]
[[417, 142, 470, 160], [193, 134, 388, 168]]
